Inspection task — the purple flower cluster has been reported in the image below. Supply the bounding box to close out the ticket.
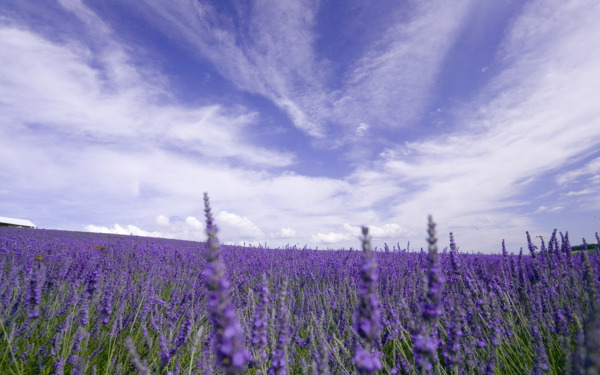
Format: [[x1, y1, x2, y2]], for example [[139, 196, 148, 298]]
[[353, 226, 383, 374], [28, 258, 44, 319], [251, 273, 270, 368], [269, 280, 290, 375], [412, 216, 445, 373], [203, 193, 250, 374], [422, 216, 445, 323]]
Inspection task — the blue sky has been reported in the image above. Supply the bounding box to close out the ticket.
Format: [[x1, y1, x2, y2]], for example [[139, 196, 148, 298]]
[[1, 0, 599, 252]]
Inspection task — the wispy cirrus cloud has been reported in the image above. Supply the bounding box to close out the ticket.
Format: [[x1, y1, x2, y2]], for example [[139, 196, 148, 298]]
[[301, 0, 600, 251], [130, 0, 328, 137], [128, 0, 476, 147], [0, 15, 293, 168], [371, 0, 600, 248], [332, 0, 473, 133]]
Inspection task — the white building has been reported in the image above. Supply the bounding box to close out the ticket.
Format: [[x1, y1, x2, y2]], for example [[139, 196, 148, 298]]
[[0, 216, 36, 228]]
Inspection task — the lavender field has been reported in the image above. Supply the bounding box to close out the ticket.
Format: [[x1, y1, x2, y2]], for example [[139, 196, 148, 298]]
[[1, 198, 599, 374]]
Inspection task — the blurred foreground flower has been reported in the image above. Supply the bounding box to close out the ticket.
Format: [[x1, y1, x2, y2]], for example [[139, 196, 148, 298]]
[[203, 193, 250, 374], [353, 226, 383, 374]]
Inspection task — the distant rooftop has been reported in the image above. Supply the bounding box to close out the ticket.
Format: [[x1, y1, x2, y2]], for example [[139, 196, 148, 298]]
[[0, 216, 36, 228]]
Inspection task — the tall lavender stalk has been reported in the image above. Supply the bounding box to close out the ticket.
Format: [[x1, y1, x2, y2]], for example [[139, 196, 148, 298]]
[[203, 193, 250, 374], [423, 216, 444, 323], [269, 279, 290, 375], [413, 215, 445, 373], [251, 273, 270, 369], [29, 257, 44, 319], [353, 226, 383, 374]]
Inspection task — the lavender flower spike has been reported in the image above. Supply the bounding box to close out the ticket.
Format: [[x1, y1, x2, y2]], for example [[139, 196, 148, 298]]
[[422, 215, 445, 324], [125, 336, 150, 375], [251, 273, 270, 368], [269, 279, 290, 375], [413, 215, 445, 373], [29, 257, 44, 319], [353, 226, 383, 374], [203, 193, 250, 374]]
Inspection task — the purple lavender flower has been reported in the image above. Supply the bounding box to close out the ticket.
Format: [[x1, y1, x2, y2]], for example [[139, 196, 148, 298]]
[[269, 280, 290, 375], [585, 300, 600, 374], [531, 324, 549, 375], [352, 226, 383, 374], [314, 322, 330, 375], [582, 239, 598, 305], [251, 273, 270, 368], [29, 258, 44, 319], [159, 333, 171, 368], [412, 216, 445, 373], [353, 348, 382, 374], [87, 270, 99, 298], [100, 284, 113, 325], [125, 336, 150, 375], [582, 240, 600, 373], [174, 315, 192, 349], [53, 357, 65, 375], [422, 216, 445, 324], [442, 320, 462, 371], [70, 355, 83, 375], [79, 302, 89, 327], [203, 193, 250, 374], [526, 231, 537, 258], [412, 333, 436, 371]]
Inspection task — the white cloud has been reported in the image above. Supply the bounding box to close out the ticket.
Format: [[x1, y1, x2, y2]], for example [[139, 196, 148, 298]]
[[312, 222, 408, 245], [128, 0, 328, 138], [336, 0, 600, 251], [565, 189, 593, 197], [356, 123, 369, 136], [556, 157, 600, 186], [0, 18, 293, 168], [271, 227, 296, 239], [216, 211, 264, 240], [358, 223, 407, 238], [185, 216, 203, 231], [332, 0, 474, 134], [311, 231, 353, 244], [156, 214, 170, 226], [126, 0, 475, 148], [535, 206, 564, 213], [84, 224, 163, 237]]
